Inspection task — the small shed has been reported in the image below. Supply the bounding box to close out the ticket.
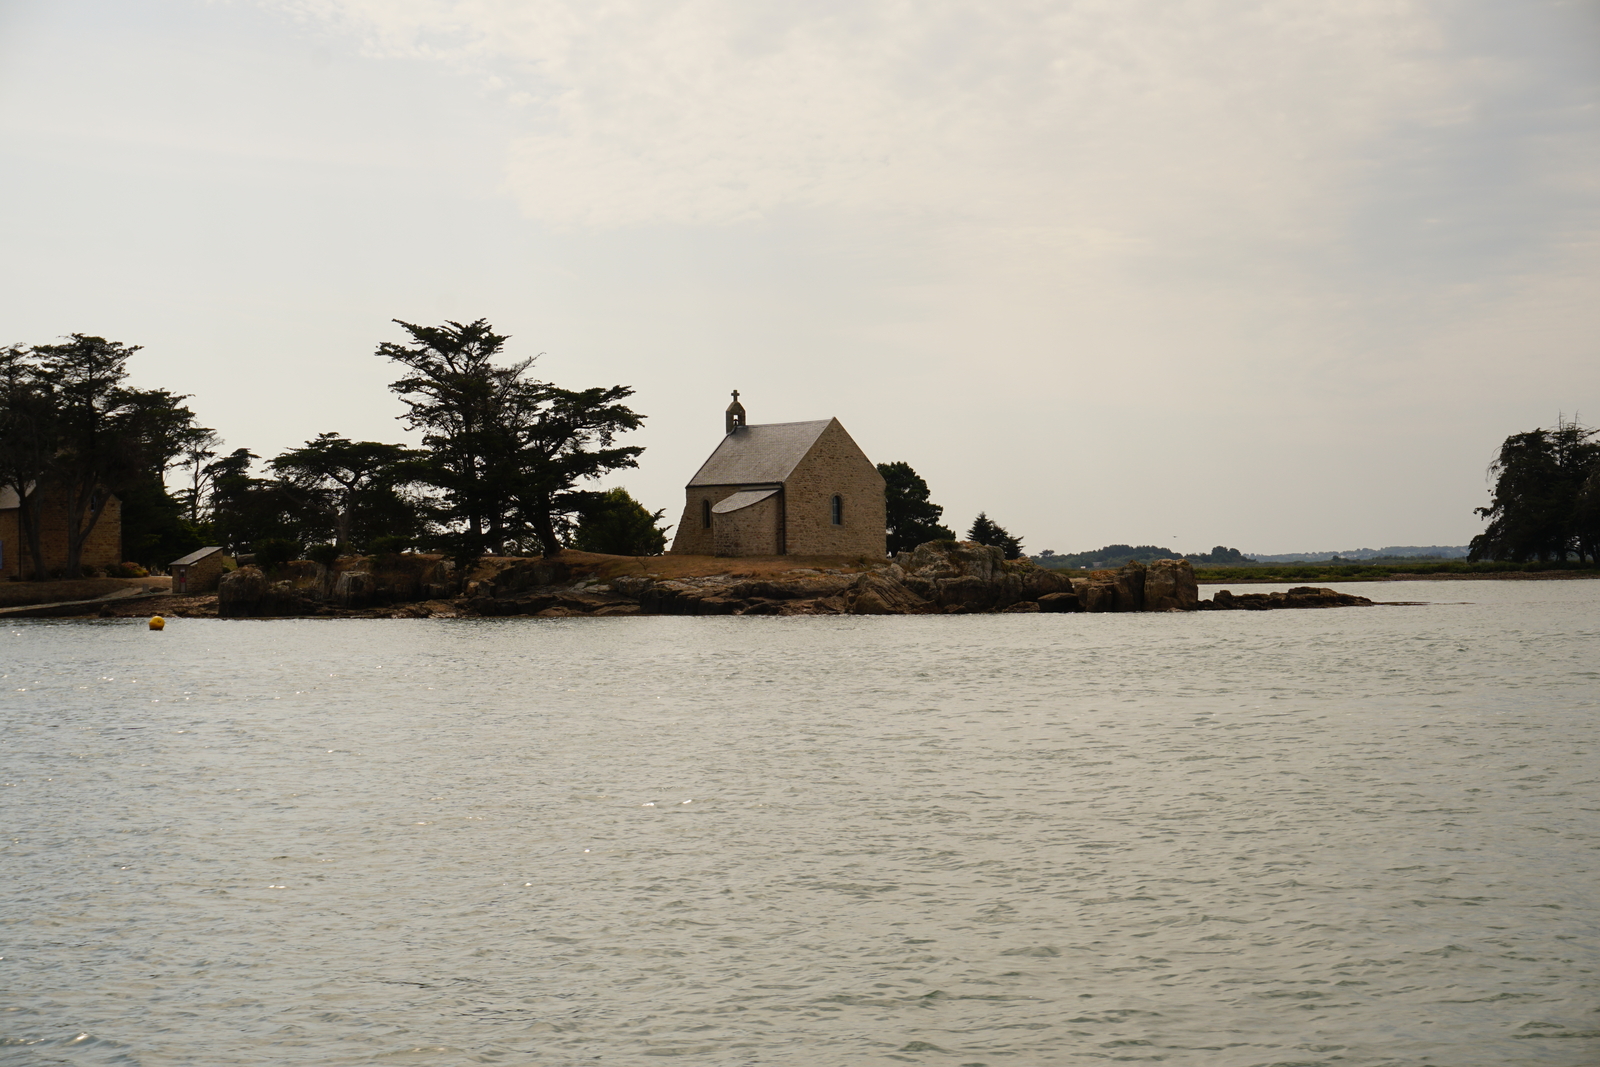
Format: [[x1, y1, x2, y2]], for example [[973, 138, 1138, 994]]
[[170, 546, 227, 594]]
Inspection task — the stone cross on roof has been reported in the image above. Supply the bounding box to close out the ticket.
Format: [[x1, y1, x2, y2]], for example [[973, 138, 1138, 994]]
[[725, 390, 747, 435]]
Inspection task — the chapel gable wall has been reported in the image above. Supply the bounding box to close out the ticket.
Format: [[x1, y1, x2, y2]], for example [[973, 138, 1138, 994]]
[[782, 421, 886, 557], [671, 487, 741, 555]]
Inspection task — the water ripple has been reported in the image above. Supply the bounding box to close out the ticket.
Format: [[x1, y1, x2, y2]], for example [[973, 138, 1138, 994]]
[[0, 580, 1596, 1065]]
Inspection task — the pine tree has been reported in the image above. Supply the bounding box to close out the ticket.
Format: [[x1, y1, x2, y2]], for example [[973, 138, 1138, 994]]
[[378, 318, 645, 561], [878, 460, 955, 553], [967, 512, 1024, 559]]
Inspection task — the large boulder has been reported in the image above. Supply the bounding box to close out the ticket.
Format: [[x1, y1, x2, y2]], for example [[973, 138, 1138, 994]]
[[848, 573, 932, 615], [1144, 558, 1199, 611], [895, 541, 1045, 610], [218, 566, 317, 617], [901, 540, 1004, 583], [727, 574, 855, 601], [421, 559, 457, 599], [1074, 578, 1120, 612], [1038, 591, 1081, 612], [1020, 567, 1076, 600], [935, 574, 1003, 610], [489, 557, 573, 597], [334, 569, 376, 608], [1111, 561, 1146, 611], [218, 565, 269, 616]]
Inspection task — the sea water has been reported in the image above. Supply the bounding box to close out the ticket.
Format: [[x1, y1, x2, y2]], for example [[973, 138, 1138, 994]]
[[2, 580, 1597, 1066]]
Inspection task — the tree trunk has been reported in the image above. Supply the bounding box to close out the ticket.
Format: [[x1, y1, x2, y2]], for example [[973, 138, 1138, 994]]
[[63, 480, 112, 577], [335, 488, 353, 550], [533, 506, 561, 558]]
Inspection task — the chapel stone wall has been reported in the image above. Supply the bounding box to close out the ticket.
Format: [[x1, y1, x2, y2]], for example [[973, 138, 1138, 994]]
[[712, 494, 781, 557], [782, 422, 886, 558], [0, 508, 19, 579], [1, 494, 122, 578], [671, 487, 741, 555]]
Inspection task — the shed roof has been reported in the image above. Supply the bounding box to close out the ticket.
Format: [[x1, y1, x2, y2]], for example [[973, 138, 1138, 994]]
[[711, 488, 779, 514], [687, 420, 832, 487], [170, 546, 225, 567]]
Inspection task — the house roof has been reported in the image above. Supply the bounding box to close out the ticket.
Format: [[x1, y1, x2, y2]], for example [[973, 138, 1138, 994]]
[[170, 546, 225, 567], [687, 420, 832, 487], [711, 488, 779, 514]]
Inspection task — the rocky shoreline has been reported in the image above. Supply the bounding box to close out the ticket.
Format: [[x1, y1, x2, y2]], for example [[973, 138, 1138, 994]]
[[20, 542, 1382, 621], [80, 541, 1380, 620]]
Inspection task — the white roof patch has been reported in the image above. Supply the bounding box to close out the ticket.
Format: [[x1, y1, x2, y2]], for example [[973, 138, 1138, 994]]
[[711, 488, 779, 514]]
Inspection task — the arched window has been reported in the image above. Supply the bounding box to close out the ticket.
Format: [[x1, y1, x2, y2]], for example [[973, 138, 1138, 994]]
[[831, 494, 843, 525], [701, 499, 712, 528]]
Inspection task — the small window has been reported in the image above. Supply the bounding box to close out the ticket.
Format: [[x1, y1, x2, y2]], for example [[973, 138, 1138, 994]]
[[831, 494, 843, 525], [702, 499, 712, 528]]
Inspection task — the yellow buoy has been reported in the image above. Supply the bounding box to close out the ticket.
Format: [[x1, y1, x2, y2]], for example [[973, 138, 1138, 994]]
[[149, 616, 165, 631]]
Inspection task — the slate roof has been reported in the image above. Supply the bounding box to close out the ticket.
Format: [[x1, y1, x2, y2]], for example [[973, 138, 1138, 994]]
[[170, 546, 225, 567], [711, 488, 779, 514], [686, 420, 832, 487]]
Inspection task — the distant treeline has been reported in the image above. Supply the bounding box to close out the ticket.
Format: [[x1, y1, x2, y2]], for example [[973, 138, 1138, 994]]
[[1033, 544, 1252, 570], [1250, 546, 1470, 562], [1193, 559, 1598, 583], [1027, 418, 1600, 571], [1032, 544, 1480, 570]]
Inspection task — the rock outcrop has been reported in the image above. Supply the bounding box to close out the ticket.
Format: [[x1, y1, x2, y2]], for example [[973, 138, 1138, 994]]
[[1145, 558, 1200, 611], [207, 544, 1370, 620], [218, 566, 322, 617], [1200, 586, 1374, 610]]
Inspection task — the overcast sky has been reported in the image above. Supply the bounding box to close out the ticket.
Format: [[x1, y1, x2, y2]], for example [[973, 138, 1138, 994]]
[[2, 0, 1596, 554]]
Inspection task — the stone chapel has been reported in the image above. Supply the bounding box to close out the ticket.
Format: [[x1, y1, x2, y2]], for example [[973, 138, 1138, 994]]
[[669, 393, 886, 558]]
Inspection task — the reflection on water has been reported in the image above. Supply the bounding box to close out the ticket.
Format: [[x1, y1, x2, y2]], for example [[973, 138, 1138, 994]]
[[2, 580, 1597, 1066]]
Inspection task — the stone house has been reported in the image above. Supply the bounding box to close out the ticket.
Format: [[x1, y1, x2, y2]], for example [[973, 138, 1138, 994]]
[[670, 393, 886, 558], [0, 485, 122, 580], [170, 546, 228, 594]]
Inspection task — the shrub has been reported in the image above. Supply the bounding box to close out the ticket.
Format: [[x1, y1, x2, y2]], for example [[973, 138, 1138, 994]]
[[367, 534, 412, 557], [306, 543, 341, 567], [253, 537, 302, 572], [572, 488, 669, 556]]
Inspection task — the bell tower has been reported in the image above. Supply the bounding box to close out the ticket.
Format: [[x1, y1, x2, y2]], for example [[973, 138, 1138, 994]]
[[725, 390, 747, 435]]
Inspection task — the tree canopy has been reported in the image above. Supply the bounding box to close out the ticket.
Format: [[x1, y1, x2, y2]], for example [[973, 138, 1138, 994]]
[[877, 460, 954, 553], [269, 433, 418, 551], [967, 512, 1024, 559], [0, 336, 206, 575], [1470, 417, 1599, 563], [376, 318, 646, 562], [572, 488, 669, 556]]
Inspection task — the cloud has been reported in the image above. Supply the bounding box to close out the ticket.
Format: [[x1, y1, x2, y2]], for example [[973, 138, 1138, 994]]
[[259, 0, 1598, 311]]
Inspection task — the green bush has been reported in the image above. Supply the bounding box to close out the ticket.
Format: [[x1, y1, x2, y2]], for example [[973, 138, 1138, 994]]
[[306, 543, 341, 567], [253, 537, 302, 572], [367, 534, 412, 557], [572, 489, 668, 556]]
